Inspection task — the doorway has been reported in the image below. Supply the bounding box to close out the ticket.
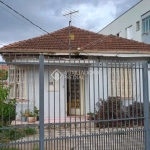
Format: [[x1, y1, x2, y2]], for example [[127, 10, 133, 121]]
[[67, 72, 84, 116]]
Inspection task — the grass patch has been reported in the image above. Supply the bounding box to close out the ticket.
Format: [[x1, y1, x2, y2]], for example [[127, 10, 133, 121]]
[[24, 127, 37, 135], [0, 127, 37, 143], [0, 148, 19, 150]]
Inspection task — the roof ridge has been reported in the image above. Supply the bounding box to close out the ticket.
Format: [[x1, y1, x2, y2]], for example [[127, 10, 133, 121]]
[[2, 26, 102, 49], [70, 26, 102, 35], [1, 26, 150, 53]]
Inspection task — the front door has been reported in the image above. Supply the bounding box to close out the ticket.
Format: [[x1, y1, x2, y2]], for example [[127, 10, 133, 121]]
[[67, 73, 84, 115]]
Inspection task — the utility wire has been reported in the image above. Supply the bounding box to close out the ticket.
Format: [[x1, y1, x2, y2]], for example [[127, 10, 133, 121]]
[[0, 1, 69, 49], [0, 0, 49, 34], [0, 5, 45, 34]]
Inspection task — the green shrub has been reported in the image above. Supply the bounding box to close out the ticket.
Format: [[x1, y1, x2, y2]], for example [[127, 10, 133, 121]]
[[0, 148, 19, 150], [24, 128, 37, 135], [125, 101, 147, 125], [0, 128, 37, 144], [0, 83, 17, 126], [5, 129, 26, 140], [95, 97, 149, 128], [95, 97, 127, 127], [0, 69, 8, 80]]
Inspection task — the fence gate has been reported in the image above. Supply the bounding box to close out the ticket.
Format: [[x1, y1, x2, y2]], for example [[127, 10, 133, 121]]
[[0, 54, 150, 150]]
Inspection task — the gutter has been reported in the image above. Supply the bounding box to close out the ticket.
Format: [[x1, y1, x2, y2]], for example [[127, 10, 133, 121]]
[[1, 52, 150, 58], [79, 53, 150, 57]]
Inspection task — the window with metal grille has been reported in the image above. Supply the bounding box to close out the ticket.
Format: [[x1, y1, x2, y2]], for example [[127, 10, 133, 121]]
[[9, 66, 26, 99], [108, 64, 133, 99]]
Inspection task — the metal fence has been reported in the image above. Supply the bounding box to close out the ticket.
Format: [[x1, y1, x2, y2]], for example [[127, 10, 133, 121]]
[[0, 54, 150, 150]]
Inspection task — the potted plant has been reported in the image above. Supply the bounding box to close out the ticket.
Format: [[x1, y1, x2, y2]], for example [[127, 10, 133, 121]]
[[34, 106, 39, 121], [87, 112, 94, 120], [27, 111, 37, 123], [24, 109, 30, 117], [20, 110, 27, 122]]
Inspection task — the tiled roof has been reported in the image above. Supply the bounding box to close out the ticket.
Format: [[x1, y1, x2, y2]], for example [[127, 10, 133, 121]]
[[0, 65, 8, 70], [0, 26, 104, 53], [0, 26, 150, 53], [81, 35, 150, 52]]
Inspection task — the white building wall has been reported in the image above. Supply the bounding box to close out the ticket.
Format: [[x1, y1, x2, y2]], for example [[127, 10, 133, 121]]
[[16, 66, 67, 119], [16, 65, 90, 120], [99, 0, 150, 42], [88, 62, 108, 113], [16, 60, 150, 119]]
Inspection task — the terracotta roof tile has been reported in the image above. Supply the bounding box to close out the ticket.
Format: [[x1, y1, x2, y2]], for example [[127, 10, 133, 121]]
[[0, 26, 104, 53], [0, 26, 150, 53], [81, 35, 150, 52], [0, 65, 8, 70]]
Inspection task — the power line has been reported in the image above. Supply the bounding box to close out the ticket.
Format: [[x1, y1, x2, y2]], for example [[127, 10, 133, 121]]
[[0, 0, 49, 34], [0, 5, 45, 34], [0, 1, 69, 49]]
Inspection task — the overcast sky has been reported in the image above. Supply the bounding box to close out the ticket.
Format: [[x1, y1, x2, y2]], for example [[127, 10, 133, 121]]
[[0, 0, 140, 47]]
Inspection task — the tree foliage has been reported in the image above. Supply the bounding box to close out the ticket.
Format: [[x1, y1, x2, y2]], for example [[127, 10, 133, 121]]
[[0, 69, 8, 80], [0, 83, 16, 126]]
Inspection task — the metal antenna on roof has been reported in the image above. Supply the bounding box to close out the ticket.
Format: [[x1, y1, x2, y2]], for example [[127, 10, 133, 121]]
[[63, 10, 79, 59]]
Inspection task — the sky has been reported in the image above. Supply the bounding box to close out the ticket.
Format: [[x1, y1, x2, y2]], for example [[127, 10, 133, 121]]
[[0, 0, 140, 47]]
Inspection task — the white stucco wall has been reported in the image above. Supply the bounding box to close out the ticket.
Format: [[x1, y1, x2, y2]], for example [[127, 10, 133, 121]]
[[16, 65, 90, 120], [88, 62, 108, 113], [16, 59, 150, 119], [99, 0, 150, 42]]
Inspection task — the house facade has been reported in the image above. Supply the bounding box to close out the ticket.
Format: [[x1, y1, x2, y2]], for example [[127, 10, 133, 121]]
[[99, 0, 150, 44], [0, 26, 150, 121]]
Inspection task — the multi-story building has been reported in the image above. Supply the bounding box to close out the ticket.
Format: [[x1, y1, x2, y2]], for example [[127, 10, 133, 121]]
[[99, 0, 150, 44]]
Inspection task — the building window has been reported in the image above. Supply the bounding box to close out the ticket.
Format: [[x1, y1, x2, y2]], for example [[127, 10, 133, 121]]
[[142, 15, 150, 34], [9, 66, 26, 99], [136, 21, 140, 31], [108, 64, 133, 99], [126, 25, 133, 39]]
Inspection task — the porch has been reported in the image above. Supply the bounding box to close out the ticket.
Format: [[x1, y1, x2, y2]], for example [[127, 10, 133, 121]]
[[11, 116, 91, 126]]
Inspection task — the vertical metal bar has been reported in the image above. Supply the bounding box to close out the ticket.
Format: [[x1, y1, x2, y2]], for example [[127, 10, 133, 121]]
[[68, 60, 71, 149], [39, 54, 44, 150], [88, 59, 91, 150], [139, 62, 142, 129], [93, 59, 96, 148], [74, 58, 77, 149], [48, 56, 51, 149], [64, 59, 67, 150], [79, 59, 82, 150], [58, 57, 61, 149], [142, 62, 150, 150], [135, 62, 138, 129], [123, 62, 127, 131], [83, 59, 86, 149], [53, 57, 56, 150], [25, 55, 28, 149]]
